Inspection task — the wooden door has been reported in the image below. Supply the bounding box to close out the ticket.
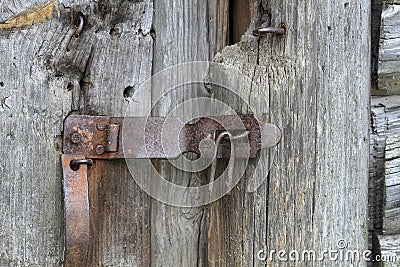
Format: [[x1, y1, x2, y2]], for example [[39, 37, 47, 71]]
[[0, 0, 370, 266]]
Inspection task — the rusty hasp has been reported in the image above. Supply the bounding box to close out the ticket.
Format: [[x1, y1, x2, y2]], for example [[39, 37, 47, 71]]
[[61, 114, 281, 266], [62, 114, 281, 159]]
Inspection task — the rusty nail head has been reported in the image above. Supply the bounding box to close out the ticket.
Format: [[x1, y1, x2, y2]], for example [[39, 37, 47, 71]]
[[96, 144, 105, 155], [96, 121, 106, 131], [71, 133, 81, 144]]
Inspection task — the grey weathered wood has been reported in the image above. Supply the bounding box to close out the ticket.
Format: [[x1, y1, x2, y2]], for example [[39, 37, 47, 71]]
[[150, 1, 230, 265], [383, 133, 400, 235], [0, 0, 371, 266], [369, 96, 400, 265], [0, 0, 228, 265], [61, 1, 155, 266], [378, 234, 400, 266], [370, 96, 400, 232], [208, 0, 371, 266], [59, 0, 230, 266], [0, 1, 73, 266], [377, 3, 400, 95], [0, 0, 154, 266], [369, 96, 399, 233]]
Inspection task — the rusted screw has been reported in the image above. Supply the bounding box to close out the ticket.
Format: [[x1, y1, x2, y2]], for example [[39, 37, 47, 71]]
[[96, 144, 105, 155], [96, 121, 107, 131], [71, 133, 81, 144]]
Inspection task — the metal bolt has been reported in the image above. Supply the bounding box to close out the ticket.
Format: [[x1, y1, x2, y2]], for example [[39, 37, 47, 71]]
[[71, 133, 81, 144], [96, 145, 105, 155], [96, 121, 107, 131]]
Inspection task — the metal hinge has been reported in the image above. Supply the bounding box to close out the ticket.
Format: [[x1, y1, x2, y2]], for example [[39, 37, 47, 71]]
[[61, 114, 281, 266]]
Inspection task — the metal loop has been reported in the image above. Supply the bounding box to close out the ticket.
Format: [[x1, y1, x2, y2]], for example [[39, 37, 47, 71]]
[[209, 131, 250, 192], [70, 159, 93, 171], [74, 14, 84, 38], [253, 26, 286, 36], [71, 159, 93, 165]]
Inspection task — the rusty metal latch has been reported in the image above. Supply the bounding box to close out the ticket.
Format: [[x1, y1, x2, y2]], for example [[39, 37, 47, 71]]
[[61, 114, 281, 266]]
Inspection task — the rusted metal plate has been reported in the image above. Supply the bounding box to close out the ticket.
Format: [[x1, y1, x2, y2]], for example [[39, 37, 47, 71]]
[[63, 114, 281, 159], [62, 154, 90, 267]]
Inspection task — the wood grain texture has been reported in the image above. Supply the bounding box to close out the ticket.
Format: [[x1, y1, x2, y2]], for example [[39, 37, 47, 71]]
[[150, 0, 229, 266], [0, 0, 155, 266], [0, 0, 229, 265], [369, 96, 400, 266], [370, 96, 400, 233], [208, 0, 371, 266], [0, 1, 72, 265], [63, 0, 155, 266], [378, 234, 400, 266], [371, 98, 400, 240], [383, 133, 400, 236], [377, 3, 400, 95], [0, 0, 371, 266], [59, 0, 230, 266], [210, 0, 229, 57]]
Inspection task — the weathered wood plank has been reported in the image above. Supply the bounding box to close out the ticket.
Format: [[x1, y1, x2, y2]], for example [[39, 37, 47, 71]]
[[369, 96, 400, 265], [150, 0, 229, 265], [0, 1, 71, 265], [377, 3, 400, 95], [378, 234, 400, 266], [370, 96, 400, 232], [209, 0, 229, 56], [51, 0, 231, 266], [0, 1, 231, 265], [62, 0, 155, 266], [208, 1, 371, 266], [383, 133, 400, 235]]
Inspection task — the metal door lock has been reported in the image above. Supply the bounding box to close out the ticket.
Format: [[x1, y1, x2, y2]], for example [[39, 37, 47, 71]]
[[61, 114, 281, 266]]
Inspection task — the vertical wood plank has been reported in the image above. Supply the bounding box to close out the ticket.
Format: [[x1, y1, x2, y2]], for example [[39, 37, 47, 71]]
[[150, 0, 229, 265], [72, 0, 155, 265], [376, 2, 400, 95], [207, 0, 371, 266], [370, 96, 400, 265], [0, 1, 72, 265]]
